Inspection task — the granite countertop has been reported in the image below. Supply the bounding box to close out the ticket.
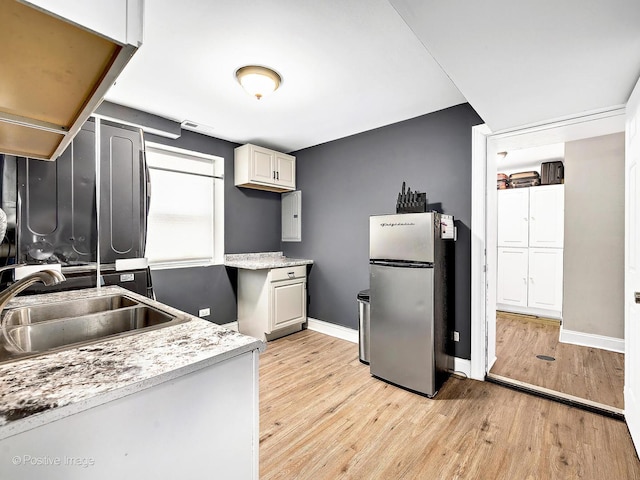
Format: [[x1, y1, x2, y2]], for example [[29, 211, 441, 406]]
[[0, 286, 265, 440], [224, 251, 314, 270]]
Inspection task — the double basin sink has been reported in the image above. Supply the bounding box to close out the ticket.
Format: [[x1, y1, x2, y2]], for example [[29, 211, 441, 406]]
[[0, 294, 187, 363]]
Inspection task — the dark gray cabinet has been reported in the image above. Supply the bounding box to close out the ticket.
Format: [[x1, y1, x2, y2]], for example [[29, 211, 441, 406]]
[[98, 121, 146, 263], [16, 119, 146, 266]]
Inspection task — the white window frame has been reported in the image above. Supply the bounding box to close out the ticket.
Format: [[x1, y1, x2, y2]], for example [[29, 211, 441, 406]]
[[144, 141, 224, 269]]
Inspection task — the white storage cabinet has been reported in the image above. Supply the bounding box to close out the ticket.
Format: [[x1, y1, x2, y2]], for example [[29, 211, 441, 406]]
[[237, 265, 307, 341], [528, 248, 563, 311], [496, 184, 564, 318], [496, 247, 529, 307], [2, 0, 143, 161], [235, 144, 296, 192]]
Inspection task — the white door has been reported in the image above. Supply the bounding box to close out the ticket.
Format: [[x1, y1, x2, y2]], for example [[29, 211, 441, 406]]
[[271, 281, 306, 330], [275, 154, 296, 189], [497, 188, 529, 247], [250, 145, 275, 184], [496, 247, 528, 306], [528, 248, 563, 311], [625, 76, 640, 453], [529, 185, 565, 248]]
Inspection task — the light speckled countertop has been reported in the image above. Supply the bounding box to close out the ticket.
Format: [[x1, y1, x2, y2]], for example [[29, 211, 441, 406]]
[[0, 286, 265, 440], [224, 251, 313, 270]]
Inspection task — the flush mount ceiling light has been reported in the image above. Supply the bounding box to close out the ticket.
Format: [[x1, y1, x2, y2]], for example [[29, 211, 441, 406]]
[[235, 65, 281, 100]]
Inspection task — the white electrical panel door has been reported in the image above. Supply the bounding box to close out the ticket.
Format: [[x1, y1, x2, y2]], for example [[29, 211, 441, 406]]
[[271, 280, 306, 330], [282, 190, 301, 242], [528, 248, 563, 311], [497, 188, 529, 247], [529, 185, 564, 248], [497, 247, 529, 306]]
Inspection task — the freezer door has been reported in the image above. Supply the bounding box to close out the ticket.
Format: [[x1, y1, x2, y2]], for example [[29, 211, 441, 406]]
[[370, 263, 436, 395], [369, 212, 435, 263]]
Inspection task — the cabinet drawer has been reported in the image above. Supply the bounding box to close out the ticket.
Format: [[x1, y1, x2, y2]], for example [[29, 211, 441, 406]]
[[270, 265, 306, 282]]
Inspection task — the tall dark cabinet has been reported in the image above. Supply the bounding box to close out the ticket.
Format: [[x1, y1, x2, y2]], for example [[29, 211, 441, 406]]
[[16, 119, 147, 266], [98, 121, 147, 264]]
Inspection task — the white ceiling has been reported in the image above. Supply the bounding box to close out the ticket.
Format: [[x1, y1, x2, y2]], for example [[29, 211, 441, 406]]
[[389, 0, 640, 132], [496, 143, 564, 172], [105, 1, 640, 153], [105, 0, 465, 152]]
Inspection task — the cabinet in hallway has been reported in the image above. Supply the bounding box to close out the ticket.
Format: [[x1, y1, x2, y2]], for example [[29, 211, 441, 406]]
[[497, 184, 564, 318]]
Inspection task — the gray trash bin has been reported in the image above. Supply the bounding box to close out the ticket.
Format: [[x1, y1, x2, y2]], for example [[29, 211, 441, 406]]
[[357, 289, 370, 364]]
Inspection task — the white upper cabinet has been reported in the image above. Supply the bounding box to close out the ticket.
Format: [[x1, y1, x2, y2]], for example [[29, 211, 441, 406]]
[[497, 188, 529, 247], [529, 185, 565, 248], [1, 0, 143, 161], [497, 185, 564, 248], [21, 0, 143, 45], [235, 144, 296, 192]]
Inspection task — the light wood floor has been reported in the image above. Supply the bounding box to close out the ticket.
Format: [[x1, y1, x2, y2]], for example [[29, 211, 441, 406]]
[[259, 329, 640, 479], [490, 312, 625, 409]]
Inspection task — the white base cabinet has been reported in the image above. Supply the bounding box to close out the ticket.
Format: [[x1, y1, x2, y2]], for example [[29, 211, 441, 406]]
[[497, 247, 529, 307], [528, 248, 563, 311], [0, 351, 260, 480], [238, 266, 307, 341], [497, 247, 563, 318]]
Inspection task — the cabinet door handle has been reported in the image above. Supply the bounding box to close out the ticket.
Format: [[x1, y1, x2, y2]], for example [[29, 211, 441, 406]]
[[529, 277, 534, 283], [524, 217, 528, 222], [523, 278, 527, 284], [276, 171, 279, 180], [636, 292, 640, 304], [273, 170, 276, 179], [287, 272, 295, 279]]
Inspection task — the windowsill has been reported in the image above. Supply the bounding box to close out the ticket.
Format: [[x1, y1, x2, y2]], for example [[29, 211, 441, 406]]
[[149, 260, 222, 271]]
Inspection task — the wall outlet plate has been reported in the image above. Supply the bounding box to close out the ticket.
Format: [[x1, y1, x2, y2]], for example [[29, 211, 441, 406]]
[[198, 308, 211, 317], [453, 331, 460, 342]]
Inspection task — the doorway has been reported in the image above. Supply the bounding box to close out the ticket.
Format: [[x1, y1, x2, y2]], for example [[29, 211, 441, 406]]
[[470, 109, 627, 413]]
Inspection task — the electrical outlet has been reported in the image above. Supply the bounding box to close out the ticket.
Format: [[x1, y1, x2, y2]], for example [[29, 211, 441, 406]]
[[453, 331, 460, 342], [198, 308, 211, 317]]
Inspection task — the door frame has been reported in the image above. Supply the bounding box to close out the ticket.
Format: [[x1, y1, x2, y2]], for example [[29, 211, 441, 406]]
[[470, 108, 626, 381]]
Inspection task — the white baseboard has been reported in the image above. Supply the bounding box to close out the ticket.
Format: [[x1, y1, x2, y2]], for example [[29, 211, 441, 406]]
[[559, 326, 624, 353], [222, 321, 239, 332], [453, 358, 471, 378], [306, 317, 359, 344], [496, 304, 562, 320], [307, 317, 472, 377]]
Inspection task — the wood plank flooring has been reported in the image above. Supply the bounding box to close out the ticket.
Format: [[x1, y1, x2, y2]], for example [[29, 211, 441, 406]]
[[490, 312, 625, 409], [259, 329, 640, 479]]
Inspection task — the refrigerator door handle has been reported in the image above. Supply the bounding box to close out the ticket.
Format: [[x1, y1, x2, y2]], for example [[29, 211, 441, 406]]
[[370, 260, 434, 268], [140, 147, 150, 257]]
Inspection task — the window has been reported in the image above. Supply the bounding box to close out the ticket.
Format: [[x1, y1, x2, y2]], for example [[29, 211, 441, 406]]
[[144, 142, 224, 268]]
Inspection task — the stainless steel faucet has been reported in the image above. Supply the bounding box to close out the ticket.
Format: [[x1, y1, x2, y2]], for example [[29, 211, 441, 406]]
[[0, 269, 66, 314]]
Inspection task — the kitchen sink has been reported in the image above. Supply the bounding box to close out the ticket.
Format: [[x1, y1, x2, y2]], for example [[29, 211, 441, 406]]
[[0, 294, 188, 363], [2, 295, 140, 327]]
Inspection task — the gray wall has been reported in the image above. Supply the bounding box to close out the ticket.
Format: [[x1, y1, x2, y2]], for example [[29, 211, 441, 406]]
[[283, 104, 482, 359], [144, 129, 282, 323], [563, 132, 625, 339]]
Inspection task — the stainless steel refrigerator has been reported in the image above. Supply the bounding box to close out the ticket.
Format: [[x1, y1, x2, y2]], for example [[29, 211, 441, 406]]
[[369, 212, 454, 397]]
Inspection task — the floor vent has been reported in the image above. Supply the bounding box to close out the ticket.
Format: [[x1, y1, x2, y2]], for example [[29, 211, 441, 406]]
[[536, 354, 556, 361]]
